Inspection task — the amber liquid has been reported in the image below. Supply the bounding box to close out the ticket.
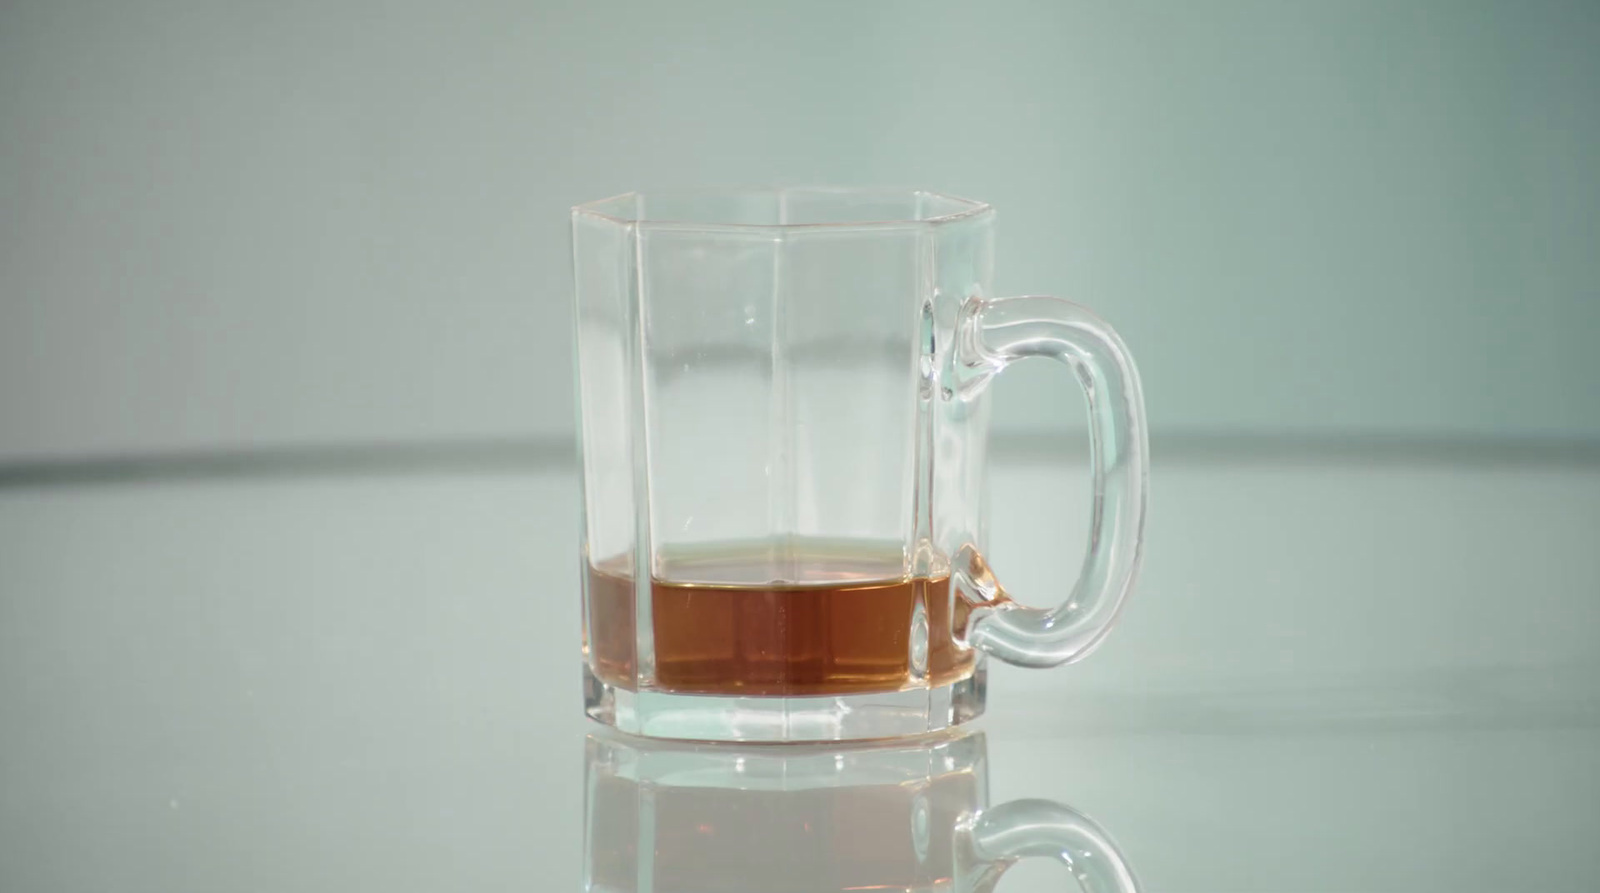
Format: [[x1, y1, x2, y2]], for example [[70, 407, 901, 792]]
[[585, 551, 975, 697]]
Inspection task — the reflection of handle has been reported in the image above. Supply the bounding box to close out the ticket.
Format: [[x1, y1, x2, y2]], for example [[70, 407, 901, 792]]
[[966, 798, 1141, 893], [954, 295, 1148, 668]]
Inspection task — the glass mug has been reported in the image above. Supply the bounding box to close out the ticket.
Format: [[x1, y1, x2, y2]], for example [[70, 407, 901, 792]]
[[572, 188, 1147, 741], [585, 728, 1140, 893]]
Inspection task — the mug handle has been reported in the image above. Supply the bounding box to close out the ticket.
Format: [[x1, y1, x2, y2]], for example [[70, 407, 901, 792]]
[[963, 798, 1142, 892], [953, 295, 1149, 668]]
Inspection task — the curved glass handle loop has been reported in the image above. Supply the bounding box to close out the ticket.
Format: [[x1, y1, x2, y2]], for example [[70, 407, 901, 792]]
[[954, 295, 1149, 668], [965, 798, 1141, 892]]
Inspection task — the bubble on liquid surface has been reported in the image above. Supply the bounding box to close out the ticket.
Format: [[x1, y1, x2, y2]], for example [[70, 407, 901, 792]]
[[908, 600, 930, 679], [911, 791, 931, 861]]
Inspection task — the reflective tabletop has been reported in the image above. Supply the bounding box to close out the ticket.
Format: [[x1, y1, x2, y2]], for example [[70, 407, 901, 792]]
[[3, 449, 1598, 891]]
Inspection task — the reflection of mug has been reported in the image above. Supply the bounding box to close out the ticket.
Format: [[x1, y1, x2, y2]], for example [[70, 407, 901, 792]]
[[584, 729, 1139, 892], [573, 188, 1149, 741]]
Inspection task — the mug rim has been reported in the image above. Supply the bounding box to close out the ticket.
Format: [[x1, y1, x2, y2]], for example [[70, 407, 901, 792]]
[[572, 186, 993, 231]]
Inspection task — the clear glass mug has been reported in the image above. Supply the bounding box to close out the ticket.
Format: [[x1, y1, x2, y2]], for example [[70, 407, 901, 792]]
[[585, 728, 1140, 893], [572, 188, 1147, 741]]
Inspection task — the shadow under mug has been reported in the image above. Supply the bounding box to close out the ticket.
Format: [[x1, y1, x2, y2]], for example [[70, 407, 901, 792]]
[[585, 728, 1139, 893], [573, 188, 1148, 741]]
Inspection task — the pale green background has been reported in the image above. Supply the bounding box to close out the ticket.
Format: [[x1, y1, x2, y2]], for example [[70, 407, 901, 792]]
[[3, 0, 1597, 461], [4, 5, 1600, 889]]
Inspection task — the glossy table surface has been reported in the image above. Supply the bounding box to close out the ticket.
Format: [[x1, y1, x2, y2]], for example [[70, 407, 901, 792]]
[[3, 448, 1598, 891]]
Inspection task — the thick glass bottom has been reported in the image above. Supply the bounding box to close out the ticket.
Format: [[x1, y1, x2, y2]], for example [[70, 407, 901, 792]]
[[583, 662, 987, 742]]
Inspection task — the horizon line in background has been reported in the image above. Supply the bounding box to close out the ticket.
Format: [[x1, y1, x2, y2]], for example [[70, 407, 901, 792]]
[[2, 432, 1598, 490]]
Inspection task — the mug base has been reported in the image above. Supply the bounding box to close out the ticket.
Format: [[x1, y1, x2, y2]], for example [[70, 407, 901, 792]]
[[583, 662, 987, 742]]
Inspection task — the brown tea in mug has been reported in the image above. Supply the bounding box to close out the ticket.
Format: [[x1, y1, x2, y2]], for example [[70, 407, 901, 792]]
[[585, 547, 975, 696]]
